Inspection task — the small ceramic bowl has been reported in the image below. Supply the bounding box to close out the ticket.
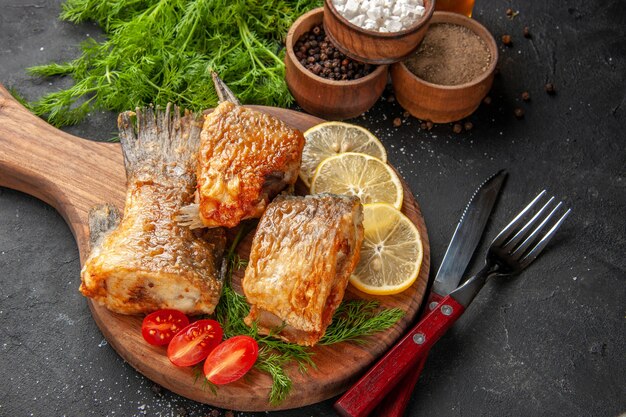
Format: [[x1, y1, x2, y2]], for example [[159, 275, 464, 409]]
[[390, 12, 498, 123], [285, 8, 388, 120], [323, 0, 435, 64]]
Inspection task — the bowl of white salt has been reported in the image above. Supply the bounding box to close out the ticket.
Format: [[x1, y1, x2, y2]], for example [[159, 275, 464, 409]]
[[323, 0, 435, 64], [390, 11, 498, 123]]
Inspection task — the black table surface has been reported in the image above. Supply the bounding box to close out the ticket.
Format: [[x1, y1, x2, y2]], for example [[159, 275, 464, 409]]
[[1, 0, 625, 416]]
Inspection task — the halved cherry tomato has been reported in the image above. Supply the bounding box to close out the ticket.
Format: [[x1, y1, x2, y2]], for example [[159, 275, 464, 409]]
[[141, 309, 189, 346], [167, 319, 223, 367], [203, 335, 259, 385]]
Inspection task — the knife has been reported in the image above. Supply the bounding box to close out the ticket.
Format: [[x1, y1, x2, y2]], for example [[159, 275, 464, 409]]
[[334, 169, 507, 417]]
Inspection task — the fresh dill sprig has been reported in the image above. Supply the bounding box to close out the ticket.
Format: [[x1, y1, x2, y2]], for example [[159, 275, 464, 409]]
[[26, 0, 322, 127], [8, 88, 33, 111], [320, 300, 405, 345], [255, 349, 295, 405]]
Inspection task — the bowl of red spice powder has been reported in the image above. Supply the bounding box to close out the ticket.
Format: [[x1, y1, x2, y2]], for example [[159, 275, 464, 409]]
[[285, 7, 388, 120], [390, 12, 498, 123]]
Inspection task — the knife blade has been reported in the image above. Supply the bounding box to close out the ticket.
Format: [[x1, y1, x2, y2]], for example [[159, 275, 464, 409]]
[[367, 169, 508, 417], [431, 169, 508, 301]]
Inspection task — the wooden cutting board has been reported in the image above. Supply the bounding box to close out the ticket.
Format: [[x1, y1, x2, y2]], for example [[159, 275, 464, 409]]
[[0, 84, 430, 411]]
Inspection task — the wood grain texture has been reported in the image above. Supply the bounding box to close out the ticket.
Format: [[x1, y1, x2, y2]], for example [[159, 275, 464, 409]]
[[285, 8, 388, 120], [0, 83, 430, 411], [323, 0, 435, 64], [390, 12, 498, 123]]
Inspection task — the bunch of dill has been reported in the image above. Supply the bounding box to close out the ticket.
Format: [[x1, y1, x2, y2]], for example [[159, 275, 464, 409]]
[[27, 0, 321, 126]]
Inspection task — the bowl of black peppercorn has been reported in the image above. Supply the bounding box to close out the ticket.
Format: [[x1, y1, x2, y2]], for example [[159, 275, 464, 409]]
[[285, 7, 388, 120]]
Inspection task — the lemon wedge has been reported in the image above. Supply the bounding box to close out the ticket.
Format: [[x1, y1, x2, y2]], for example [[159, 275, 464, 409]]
[[300, 122, 387, 187], [350, 203, 423, 295], [310, 152, 403, 210]]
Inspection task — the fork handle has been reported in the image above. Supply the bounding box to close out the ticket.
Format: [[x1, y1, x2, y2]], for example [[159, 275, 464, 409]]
[[334, 295, 466, 417], [372, 292, 445, 417]]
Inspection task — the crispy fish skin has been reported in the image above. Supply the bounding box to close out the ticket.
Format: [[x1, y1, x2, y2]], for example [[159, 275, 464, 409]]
[[196, 101, 305, 228], [80, 105, 225, 315], [242, 194, 364, 346]]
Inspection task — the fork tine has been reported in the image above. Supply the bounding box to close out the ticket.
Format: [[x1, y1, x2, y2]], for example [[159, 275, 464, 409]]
[[492, 190, 547, 247], [503, 196, 555, 250], [520, 208, 571, 267], [511, 201, 563, 260]]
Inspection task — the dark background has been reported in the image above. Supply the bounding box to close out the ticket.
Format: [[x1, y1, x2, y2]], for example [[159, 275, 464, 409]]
[[1, 0, 624, 416]]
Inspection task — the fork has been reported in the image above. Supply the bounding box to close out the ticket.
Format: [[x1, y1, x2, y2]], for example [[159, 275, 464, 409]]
[[334, 191, 571, 417]]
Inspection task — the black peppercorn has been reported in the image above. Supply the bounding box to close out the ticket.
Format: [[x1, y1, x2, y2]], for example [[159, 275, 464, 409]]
[[150, 383, 163, 397], [294, 25, 376, 81], [393, 117, 402, 127], [453, 123, 463, 134], [521, 91, 530, 101], [464, 121, 473, 131], [523, 26, 531, 38], [502, 35, 512, 46], [514, 108, 525, 119], [545, 83, 556, 95]]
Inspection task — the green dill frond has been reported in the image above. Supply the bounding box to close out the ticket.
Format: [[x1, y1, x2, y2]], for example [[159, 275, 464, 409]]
[[27, 62, 76, 77], [28, 0, 322, 127], [320, 301, 405, 345], [231, 254, 248, 271], [255, 351, 293, 405], [8, 88, 33, 111]]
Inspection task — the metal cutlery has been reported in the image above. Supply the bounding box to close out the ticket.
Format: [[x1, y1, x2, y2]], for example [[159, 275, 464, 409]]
[[372, 169, 507, 417], [334, 190, 571, 417]]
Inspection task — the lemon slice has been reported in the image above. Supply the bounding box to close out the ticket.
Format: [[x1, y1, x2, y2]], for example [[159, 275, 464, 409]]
[[310, 152, 403, 210], [350, 203, 423, 295], [300, 122, 387, 187]]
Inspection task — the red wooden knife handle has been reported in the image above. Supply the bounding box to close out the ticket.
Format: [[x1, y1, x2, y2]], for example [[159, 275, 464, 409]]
[[373, 292, 445, 417], [373, 355, 426, 417], [334, 294, 465, 417]]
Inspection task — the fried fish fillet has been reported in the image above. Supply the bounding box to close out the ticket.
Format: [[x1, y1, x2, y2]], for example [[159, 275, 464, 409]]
[[80, 105, 225, 315], [242, 194, 364, 346], [178, 101, 305, 229]]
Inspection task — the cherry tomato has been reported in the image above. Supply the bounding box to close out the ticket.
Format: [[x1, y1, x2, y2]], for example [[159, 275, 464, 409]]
[[141, 309, 189, 346], [203, 335, 259, 385], [167, 319, 223, 367]]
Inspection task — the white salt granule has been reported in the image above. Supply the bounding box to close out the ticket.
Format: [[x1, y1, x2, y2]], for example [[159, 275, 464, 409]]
[[343, 0, 360, 19], [350, 15, 366, 26], [333, 0, 426, 32]]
